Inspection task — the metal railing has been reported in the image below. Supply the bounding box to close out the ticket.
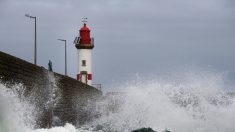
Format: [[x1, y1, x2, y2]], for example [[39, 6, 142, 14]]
[[92, 84, 102, 91]]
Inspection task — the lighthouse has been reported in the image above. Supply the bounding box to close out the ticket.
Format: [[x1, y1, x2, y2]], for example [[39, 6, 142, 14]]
[[74, 19, 94, 85]]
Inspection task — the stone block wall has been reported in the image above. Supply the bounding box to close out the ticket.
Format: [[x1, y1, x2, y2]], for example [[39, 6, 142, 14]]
[[0, 51, 102, 128]]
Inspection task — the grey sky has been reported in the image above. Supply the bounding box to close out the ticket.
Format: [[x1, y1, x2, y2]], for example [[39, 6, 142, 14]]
[[0, 0, 235, 91]]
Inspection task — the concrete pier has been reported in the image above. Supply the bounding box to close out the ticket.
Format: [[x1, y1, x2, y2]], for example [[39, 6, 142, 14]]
[[0, 51, 102, 128]]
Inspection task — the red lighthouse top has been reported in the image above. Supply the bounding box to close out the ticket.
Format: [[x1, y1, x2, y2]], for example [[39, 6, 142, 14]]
[[79, 23, 91, 44], [74, 23, 94, 49]]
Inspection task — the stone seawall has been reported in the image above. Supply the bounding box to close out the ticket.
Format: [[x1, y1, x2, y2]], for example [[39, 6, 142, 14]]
[[0, 51, 102, 128]]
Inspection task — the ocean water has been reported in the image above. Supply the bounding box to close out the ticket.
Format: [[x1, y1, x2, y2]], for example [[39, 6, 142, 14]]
[[0, 70, 235, 132]]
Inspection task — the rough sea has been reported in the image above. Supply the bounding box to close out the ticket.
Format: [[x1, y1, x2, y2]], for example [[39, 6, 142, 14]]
[[1, 70, 235, 132]]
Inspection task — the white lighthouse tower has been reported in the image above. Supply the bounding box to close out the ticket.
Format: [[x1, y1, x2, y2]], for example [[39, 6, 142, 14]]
[[74, 20, 94, 85]]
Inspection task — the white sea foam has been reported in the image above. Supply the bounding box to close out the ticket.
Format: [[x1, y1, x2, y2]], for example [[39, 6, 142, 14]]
[[35, 123, 76, 132], [1, 69, 235, 132], [0, 84, 34, 132], [92, 70, 235, 132]]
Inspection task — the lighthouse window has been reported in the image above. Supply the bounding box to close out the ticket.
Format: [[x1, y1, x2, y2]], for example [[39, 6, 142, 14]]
[[82, 60, 86, 66]]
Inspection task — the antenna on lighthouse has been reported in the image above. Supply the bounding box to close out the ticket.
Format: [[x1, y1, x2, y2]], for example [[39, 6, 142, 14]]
[[82, 17, 88, 24]]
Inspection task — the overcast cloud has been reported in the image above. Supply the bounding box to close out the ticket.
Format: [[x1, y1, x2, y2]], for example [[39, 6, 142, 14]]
[[0, 0, 235, 91]]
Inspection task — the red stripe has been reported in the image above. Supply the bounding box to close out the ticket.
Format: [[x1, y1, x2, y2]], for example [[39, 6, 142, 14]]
[[88, 74, 92, 80], [77, 74, 80, 80]]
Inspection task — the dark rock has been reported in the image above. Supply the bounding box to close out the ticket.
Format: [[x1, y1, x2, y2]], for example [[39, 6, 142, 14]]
[[162, 129, 171, 132], [132, 127, 156, 132]]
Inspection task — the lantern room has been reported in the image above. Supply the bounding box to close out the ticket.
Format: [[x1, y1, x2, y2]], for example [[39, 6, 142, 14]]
[[74, 23, 94, 49]]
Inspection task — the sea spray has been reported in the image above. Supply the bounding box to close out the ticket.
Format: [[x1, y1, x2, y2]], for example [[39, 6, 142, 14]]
[[0, 71, 61, 131], [35, 123, 76, 132], [91, 70, 235, 132], [0, 84, 34, 132], [1, 70, 235, 132], [46, 71, 62, 127]]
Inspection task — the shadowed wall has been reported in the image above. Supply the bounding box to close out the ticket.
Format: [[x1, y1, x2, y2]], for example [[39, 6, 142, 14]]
[[0, 51, 102, 128]]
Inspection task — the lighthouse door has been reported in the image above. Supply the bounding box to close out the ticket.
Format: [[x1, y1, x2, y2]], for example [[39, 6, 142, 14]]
[[80, 72, 87, 84]]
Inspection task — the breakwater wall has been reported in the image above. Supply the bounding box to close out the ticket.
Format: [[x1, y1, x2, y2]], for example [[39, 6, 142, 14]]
[[0, 51, 102, 128]]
